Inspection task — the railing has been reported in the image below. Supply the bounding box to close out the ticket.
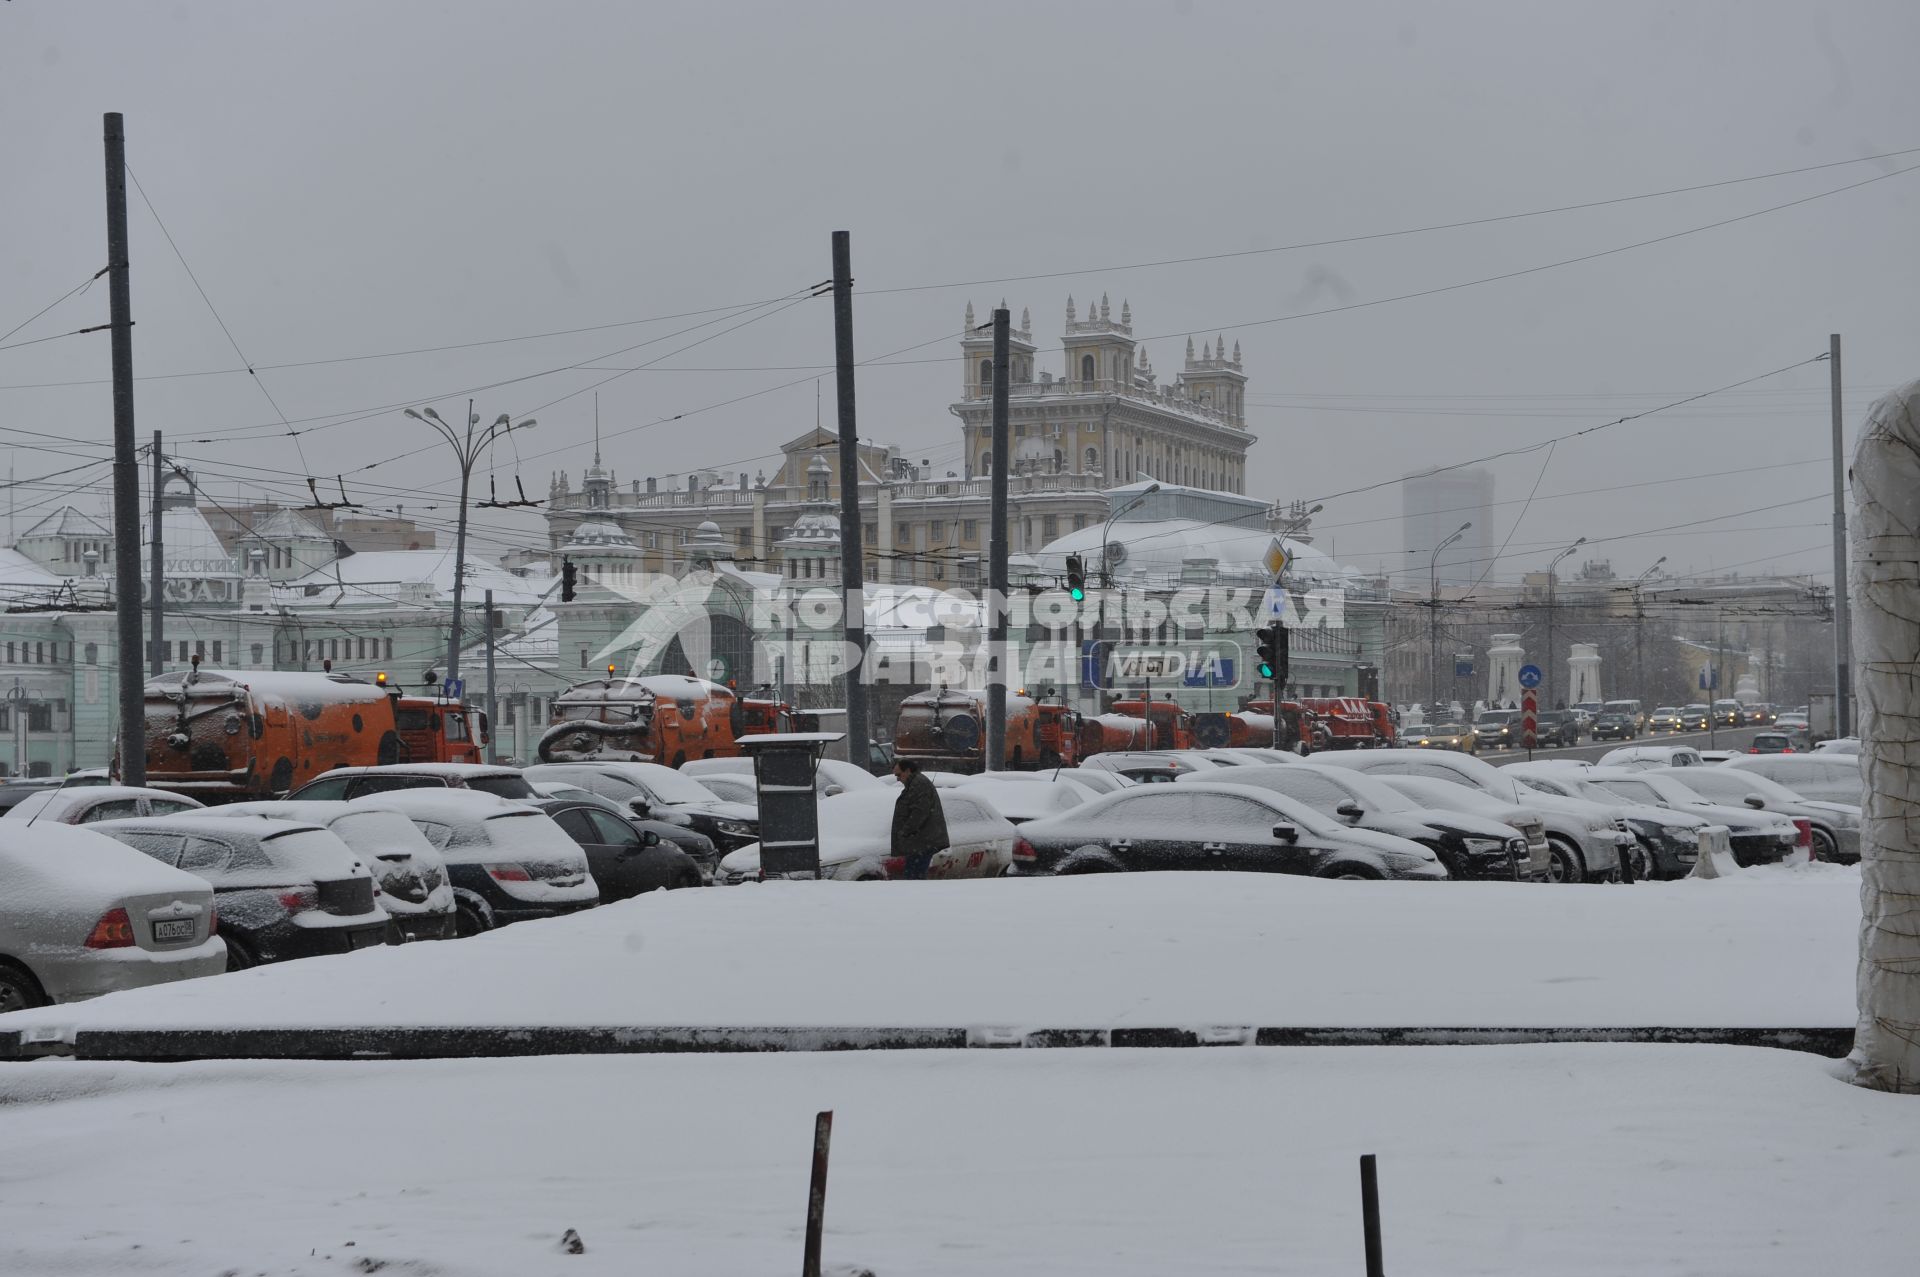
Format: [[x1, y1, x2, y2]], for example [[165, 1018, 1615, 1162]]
[[959, 377, 1242, 430]]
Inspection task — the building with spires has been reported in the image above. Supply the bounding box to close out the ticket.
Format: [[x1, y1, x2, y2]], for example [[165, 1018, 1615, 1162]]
[[541, 293, 1273, 588]]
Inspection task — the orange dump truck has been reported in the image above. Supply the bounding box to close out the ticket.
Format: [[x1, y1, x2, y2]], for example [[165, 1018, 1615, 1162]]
[[1105, 697, 1196, 752], [141, 668, 482, 799], [1242, 699, 1325, 754], [1191, 710, 1279, 751], [1301, 697, 1383, 749], [538, 673, 756, 767], [891, 689, 1074, 772]]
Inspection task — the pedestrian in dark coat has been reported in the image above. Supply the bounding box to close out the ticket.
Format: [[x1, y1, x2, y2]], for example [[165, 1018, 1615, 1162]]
[[890, 758, 949, 880]]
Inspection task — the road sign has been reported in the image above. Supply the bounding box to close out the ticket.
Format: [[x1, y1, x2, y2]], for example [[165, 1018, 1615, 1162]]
[[1263, 539, 1291, 578], [443, 676, 466, 701], [1454, 657, 1474, 678], [1517, 664, 1542, 690], [1521, 689, 1538, 749]]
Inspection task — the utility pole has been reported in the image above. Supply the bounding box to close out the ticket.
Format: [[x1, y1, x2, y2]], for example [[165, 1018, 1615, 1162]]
[[1428, 523, 1470, 707], [482, 588, 498, 764], [984, 307, 1010, 771], [148, 430, 164, 674], [1828, 333, 1852, 737], [1544, 537, 1586, 710], [830, 231, 871, 768], [104, 113, 146, 787]]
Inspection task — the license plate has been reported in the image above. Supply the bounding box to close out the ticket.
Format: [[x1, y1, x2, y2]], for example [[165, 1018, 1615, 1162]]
[[151, 918, 196, 942]]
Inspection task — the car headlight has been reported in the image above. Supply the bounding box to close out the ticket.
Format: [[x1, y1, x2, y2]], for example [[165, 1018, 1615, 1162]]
[[1461, 836, 1508, 855], [712, 819, 755, 837], [1384, 849, 1437, 871]]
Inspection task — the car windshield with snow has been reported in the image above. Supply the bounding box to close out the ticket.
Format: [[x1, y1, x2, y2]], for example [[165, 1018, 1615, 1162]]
[[718, 789, 1016, 883]]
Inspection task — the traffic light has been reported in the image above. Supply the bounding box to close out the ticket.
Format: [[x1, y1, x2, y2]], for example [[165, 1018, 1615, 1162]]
[[1065, 554, 1086, 602], [1255, 622, 1287, 683], [560, 556, 578, 602]]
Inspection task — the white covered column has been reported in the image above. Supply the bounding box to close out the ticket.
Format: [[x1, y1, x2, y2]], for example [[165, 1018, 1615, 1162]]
[[1486, 634, 1525, 708], [1851, 377, 1920, 1093], [1567, 643, 1602, 706]]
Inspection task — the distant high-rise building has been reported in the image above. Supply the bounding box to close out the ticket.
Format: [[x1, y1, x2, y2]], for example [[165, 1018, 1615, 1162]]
[[1403, 468, 1495, 588]]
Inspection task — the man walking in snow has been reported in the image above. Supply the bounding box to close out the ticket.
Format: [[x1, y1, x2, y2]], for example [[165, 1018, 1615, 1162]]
[[890, 758, 948, 881]]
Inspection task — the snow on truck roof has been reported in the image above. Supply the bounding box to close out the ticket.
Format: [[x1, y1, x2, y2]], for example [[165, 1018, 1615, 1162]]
[[145, 669, 395, 706]]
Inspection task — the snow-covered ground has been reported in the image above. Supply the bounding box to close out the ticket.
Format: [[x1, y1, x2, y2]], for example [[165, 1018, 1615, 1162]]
[[0, 865, 1861, 1036], [1, 1044, 1914, 1276]]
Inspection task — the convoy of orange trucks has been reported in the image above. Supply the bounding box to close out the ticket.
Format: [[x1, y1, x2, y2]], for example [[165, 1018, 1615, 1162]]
[[536, 672, 808, 766], [890, 688, 1081, 772]]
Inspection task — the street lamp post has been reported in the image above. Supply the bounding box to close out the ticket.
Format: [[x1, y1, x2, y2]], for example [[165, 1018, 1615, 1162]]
[[1094, 483, 1161, 699], [404, 401, 535, 688], [1429, 522, 1471, 707], [1631, 556, 1667, 704], [1543, 537, 1586, 709]]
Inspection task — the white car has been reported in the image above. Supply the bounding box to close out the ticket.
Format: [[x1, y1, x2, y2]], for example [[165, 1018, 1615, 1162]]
[[1813, 737, 1861, 756], [680, 755, 881, 797], [198, 801, 459, 942], [1058, 768, 1133, 795], [1595, 745, 1705, 770], [719, 789, 1017, 883], [1314, 748, 1628, 883], [1717, 753, 1863, 805], [3, 785, 206, 825], [1645, 765, 1860, 863], [955, 773, 1094, 823], [0, 822, 225, 1010]]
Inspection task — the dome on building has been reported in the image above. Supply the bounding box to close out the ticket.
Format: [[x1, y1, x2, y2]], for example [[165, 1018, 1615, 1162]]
[[567, 520, 638, 549], [780, 508, 841, 545]]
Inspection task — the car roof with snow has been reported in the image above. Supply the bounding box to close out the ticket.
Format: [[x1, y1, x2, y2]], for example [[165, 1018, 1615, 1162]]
[[1, 785, 205, 822], [344, 789, 539, 822]]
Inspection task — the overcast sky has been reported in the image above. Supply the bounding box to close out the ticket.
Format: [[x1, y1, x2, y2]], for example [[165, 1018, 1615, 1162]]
[[4, 0, 1916, 589]]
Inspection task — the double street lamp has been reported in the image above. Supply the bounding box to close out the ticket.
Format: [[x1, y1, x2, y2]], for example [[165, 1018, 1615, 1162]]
[[1631, 555, 1667, 703], [404, 402, 536, 688], [1542, 536, 1587, 709]]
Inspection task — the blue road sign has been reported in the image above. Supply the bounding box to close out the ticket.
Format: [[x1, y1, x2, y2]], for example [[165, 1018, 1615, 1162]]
[[1454, 658, 1474, 678], [1516, 664, 1542, 690], [443, 676, 466, 700]]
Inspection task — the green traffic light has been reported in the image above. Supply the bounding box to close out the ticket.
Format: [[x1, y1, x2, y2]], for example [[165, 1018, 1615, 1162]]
[[1069, 585, 1085, 602], [1257, 661, 1274, 679]]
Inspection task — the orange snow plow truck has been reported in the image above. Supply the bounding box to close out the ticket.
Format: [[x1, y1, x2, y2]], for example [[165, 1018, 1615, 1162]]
[[537, 673, 807, 767], [891, 688, 1080, 772], [141, 667, 484, 799]]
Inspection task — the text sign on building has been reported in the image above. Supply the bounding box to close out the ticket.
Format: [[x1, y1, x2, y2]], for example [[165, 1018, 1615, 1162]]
[[1081, 641, 1242, 690]]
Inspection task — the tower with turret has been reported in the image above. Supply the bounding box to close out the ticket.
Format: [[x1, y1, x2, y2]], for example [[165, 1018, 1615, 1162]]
[[1180, 336, 1246, 426]]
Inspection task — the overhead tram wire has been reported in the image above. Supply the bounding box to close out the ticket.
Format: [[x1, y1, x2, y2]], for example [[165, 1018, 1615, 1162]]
[[0, 267, 109, 348], [855, 144, 1920, 298]]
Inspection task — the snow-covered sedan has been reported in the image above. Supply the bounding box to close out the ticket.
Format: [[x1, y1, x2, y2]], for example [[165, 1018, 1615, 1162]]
[[347, 791, 599, 935], [718, 789, 1017, 883], [3, 785, 205, 825], [1716, 753, 1863, 805], [1011, 782, 1447, 880], [1179, 763, 1531, 881], [525, 761, 760, 852], [1579, 769, 1805, 867], [1504, 762, 1729, 881], [1644, 765, 1859, 864], [1313, 749, 1627, 883], [1369, 776, 1553, 880], [90, 815, 388, 969], [197, 801, 459, 942], [0, 822, 225, 1011]]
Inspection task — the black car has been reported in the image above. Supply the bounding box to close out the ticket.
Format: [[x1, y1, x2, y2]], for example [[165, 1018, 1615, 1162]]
[[1473, 711, 1518, 749], [524, 762, 759, 852], [531, 782, 721, 880], [92, 814, 387, 969], [1533, 710, 1581, 748], [1591, 713, 1637, 741], [1012, 783, 1448, 879], [1180, 764, 1526, 881], [531, 794, 704, 898]]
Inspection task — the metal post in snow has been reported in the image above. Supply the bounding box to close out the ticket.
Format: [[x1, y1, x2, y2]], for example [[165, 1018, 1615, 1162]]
[[1359, 1153, 1385, 1277], [1829, 333, 1853, 737], [148, 429, 164, 675], [482, 589, 498, 765], [103, 112, 146, 787], [985, 307, 1010, 771], [801, 1110, 833, 1277], [830, 232, 870, 769]]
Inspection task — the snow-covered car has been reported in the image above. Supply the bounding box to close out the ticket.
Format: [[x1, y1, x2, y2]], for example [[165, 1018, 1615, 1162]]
[[530, 792, 706, 896], [347, 791, 599, 934], [1716, 753, 1863, 805], [681, 755, 882, 797], [1197, 748, 1303, 766], [954, 773, 1093, 824], [1313, 749, 1627, 883], [90, 814, 388, 969], [0, 822, 225, 1010], [1057, 768, 1133, 795], [1504, 762, 1728, 881], [1370, 776, 1553, 881], [524, 761, 759, 851], [196, 801, 459, 942], [1012, 781, 1446, 880], [1812, 736, 1860, 756], [689, 773, 759, 808], [289, 763, 538, 802], [1596, 745, 1704, 770], [1076, 752, 1193, 782], [529, 781, 719, 875], [1644, 765, 1859, 864], [1579, 769, 1804, 868], [3, 785, 205, 825], [718, 789, 1016, 883], [1179, 763, 1530, 881]]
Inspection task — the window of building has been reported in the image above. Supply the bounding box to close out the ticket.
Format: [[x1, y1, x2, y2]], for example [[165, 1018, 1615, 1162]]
[[27, 704, 52, 732], [929, 520, 945, 544], [194, 640, 206, 661], [961, 519, 978, 541], [1073, 515, 1087, 532], [864, 523, 876, 545], [1014, 422, 1025, 438], [3, 642, 11, 663], [84, 642, 98, 664], [581, 647, 590, 669], [979, 359, 992, 389], [1081, 354, 1095, 383], [384, 638, 394, 660], [35, 642, 44, 664], [250, 643, 264, 665], [735, 526, 752, 547], [1043, 515, 1059, 541], [211, 641, 222, 663], [895, 522, 911, 547], [980, 452, 991, 474]]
